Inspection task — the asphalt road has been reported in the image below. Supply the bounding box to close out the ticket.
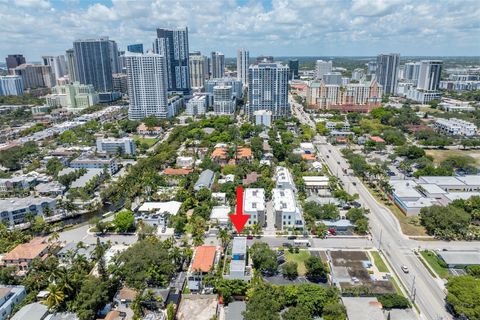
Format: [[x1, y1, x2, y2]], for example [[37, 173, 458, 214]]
[[289, 98, 453, 320]]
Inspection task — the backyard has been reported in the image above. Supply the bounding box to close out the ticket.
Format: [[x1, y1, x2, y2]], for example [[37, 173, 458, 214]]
[[133, 135, 158, 147], [285, 250, 311, 276]]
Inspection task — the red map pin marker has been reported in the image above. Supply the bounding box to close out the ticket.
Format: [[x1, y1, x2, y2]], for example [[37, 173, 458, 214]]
[[229, 186, 250, 233]]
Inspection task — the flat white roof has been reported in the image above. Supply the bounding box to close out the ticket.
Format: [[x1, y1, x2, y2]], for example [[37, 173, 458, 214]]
[[445, 192, 480, 201], [390, 180, 422, 199], [438, 250, 480, 265], [300, 142, 315, 149], [456, 175, 480, 186], [419, 176, 465, 186], [272, 188, 297, 211], [243, 188, 265, 212], [303, 176, 329, 182], [418, 183, 447, 194], [210, 206, 231, 221], [138, 201, 182, 215], [402, 197, 438, 208], [275, 166, 294, 186]]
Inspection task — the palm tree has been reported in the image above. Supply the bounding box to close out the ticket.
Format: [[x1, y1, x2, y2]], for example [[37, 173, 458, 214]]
[[48, 231, 60, 243], [252, 223, 262, 236], [45, 284, 65, 310], [218, 228, 230, 248]]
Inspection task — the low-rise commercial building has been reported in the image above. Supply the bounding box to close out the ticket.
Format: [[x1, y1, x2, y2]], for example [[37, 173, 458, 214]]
[[390, 176, 480, 216], [96, 137, 136, 155], [243, 188, 265, 227]]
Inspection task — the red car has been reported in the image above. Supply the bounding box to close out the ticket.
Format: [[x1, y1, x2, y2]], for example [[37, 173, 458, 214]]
[[246, 235, 254, 240], [328, 228, 336, 236]]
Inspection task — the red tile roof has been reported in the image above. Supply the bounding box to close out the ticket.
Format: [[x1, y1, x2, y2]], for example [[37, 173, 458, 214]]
[[3, 237, 48, 261], [191, 246, 217, 273], [370, 136, 385, 143], [163, 168, 193, 175], [301, 154, 316, 161]]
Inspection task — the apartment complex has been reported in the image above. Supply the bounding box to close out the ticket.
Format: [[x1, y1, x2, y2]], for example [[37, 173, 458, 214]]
[[46, 82, 99, 112], [96, 137, 136, 155], [126, 52, 168, 120], [243, 188, 266, 227], [237, 48, 249, 86], [12, 64, 54, 89], [0, 76, 23, 96], [247, 62, 290, 120], [306, 79, 382, 112], [0, 198, 56, 226], [434, 118, 477, 137]]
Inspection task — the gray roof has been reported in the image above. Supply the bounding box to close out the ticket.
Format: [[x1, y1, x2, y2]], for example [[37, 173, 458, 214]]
[[11, 302, 48, 320], [437, 250, 480, 266], [194, 169, 214, 190], [0, 197, 55, 211], [225, 301, 246, 320], [319, 219, 354, 228], [70, 168, 103, 189]]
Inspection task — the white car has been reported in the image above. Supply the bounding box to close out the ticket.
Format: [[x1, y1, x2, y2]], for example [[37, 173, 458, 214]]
[[401, 265, 409, 273]]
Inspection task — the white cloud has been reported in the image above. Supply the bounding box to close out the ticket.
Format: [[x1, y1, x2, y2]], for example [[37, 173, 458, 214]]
[[0, 0, 479, 60]]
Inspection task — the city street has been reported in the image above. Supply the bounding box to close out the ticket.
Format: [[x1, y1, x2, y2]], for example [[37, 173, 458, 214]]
[[290, 98, 453, 320]]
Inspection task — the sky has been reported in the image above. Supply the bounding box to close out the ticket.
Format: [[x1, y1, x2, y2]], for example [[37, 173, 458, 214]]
[[1, 0, 479, 62]]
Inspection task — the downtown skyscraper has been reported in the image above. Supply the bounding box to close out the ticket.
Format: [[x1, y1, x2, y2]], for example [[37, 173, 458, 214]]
[[153, 27, 190, 95], [73, 37, 117, 92], [376, 53, 400, 94], [417, 60, 443, 91], [126, 52, 168, 120], [247, 62, 290, 120], [211, 51, 225, 78], [189, 52, 208, 90], [237, 48, 249, 86]]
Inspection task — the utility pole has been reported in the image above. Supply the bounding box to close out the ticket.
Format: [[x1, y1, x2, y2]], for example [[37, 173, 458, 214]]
[[378, 229, 383, 250], [411, 275, 416, 302]]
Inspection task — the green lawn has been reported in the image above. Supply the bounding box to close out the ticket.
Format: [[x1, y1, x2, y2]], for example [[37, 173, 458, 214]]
[[371, 251, 389, 272], [420, 250, 449, 278], [284, 250, 311, 276], [133, 135, 158, 147]]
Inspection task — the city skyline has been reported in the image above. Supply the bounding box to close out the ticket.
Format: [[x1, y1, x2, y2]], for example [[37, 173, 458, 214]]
[[1, 0, 480, 61]]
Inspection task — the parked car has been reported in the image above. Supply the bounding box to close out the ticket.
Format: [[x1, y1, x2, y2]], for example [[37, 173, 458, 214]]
[[351, 201, 361, 208], [282, 242, 292, 248], [246, 235, 254, 240], [287, 235, 297, 240], [401, 265, 409, 273], [328, 228, 336, 235]]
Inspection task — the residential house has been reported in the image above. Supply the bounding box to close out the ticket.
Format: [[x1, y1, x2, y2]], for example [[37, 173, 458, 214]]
[[243, 188, 265, 227], [194, 170, 215, 191], [1, 238, 50, 275], [188, 246, 221, 292]]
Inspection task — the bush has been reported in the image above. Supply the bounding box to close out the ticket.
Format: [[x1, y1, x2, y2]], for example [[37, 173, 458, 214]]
[[377, 294, 410, 309]]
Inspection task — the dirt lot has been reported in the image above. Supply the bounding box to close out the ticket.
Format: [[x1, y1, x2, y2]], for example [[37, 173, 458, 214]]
[[330, 250, 395, 295]]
